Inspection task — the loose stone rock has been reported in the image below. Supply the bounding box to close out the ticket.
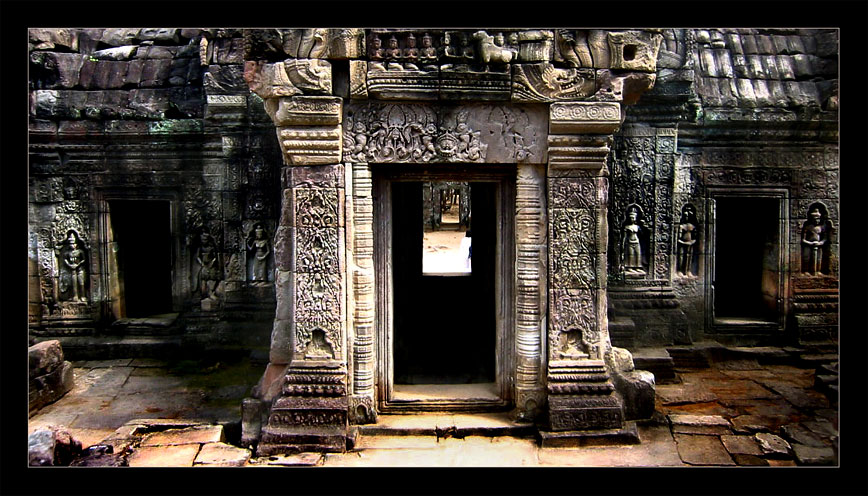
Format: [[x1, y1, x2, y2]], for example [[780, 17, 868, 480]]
[[781, 423, 828, 447], [755, 432, 791, 457]]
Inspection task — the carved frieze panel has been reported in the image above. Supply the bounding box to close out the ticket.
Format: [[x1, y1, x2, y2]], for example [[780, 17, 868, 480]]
[[551, 208, 595, 257], [294, 188, 339, 228], [702, 167, 793, 186], [295, 228, 340, 273], [349, 60, 368, 99], [512, 64, 595, 102], [343, 102, 546, 164], [699, 149, 823, 169], [268, 96, 342, 127]]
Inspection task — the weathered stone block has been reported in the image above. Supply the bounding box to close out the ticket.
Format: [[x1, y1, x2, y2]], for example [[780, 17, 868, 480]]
[[29, 339, 64, 374], [194, 442, 251, 466], [29, 360, 74, 412], [792, 443, 835, 465], [203, 64, 246, 94], [28, 426, 82, 466], [128, 445, 200, 467], [30, 28, 79, 51], [548, 394, 623, 431], [720, 434, 763, 455], [755, 432, 791, 457], [612, 370, 655, 420], [140, 59, 172, 87], [100, 28, 140, 47], [138, 28, 179, 43], [93, 46, 138, 61]]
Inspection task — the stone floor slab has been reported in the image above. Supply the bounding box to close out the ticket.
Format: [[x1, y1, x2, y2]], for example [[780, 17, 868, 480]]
[[673, 434, 735, 466], [768, 385, 830, 410], [141, 425, 225, 446], [656, 384, 718, 405], [256, 453, 324, 466], [82, 359, 133, 368], [356, 435, 441, 450], [792, 443, 835, 465], [194, 442, 251, 466], [128, 358, 170, 368], [781, 423, 829, 447], [127, 444, 201, 467], [720, 435, 763, 455], [730, 414, 792, 434], [732, 454, 769, 466], [70, 367, 133, 397]]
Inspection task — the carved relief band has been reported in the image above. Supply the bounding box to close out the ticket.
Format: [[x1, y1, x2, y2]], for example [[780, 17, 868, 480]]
[[343, 102, 547, 164]]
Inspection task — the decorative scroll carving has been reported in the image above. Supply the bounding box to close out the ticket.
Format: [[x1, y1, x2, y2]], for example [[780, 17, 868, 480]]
[[551, 208, 596, 288], [296, 228, 339, 273], [550, 178, 597, 209], [703, 167, 793, 186], [512, 64, 595, 102], [277, 125, 342, 166], [295, 188, 339, 228], [550, 102, 621, 135]]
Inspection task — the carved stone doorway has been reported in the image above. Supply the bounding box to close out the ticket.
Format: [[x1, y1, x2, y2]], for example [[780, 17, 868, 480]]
[[107, 199, 175, 318], [707, 191, 788, 332], [375, 167, 514, 412]]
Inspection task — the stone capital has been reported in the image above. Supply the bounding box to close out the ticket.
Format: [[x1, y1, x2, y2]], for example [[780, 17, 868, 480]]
[[549, 102, 621, 135], [245, 59, 332, 100], [267, 96, 342, 127]]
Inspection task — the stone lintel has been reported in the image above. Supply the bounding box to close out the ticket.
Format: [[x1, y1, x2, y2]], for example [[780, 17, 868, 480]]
[[269, 96, 342, 127]]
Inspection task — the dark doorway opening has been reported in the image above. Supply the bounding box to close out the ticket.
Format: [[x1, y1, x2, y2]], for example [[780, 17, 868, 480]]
[[109, 200, 173, 318], [391, 182, 496, 385], [714, 196, 780, 322]]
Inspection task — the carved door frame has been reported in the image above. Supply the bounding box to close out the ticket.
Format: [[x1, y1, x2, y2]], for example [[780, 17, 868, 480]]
[[373, 165, 516, 412], [705, 187, 790, 333], [94, 188, 185, 321]]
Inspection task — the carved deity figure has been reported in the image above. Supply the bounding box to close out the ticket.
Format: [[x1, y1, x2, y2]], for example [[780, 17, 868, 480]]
[[676, 204, 699, 277], [385, 36, 403, 71], [196, 232, 221, 300], [403, 33, 420, 70], [419, 33, 438, 70], [801, 204, 831, 275], [246, 223, 271, 286], [369, 35, 386, 71], [57, 230, 88, 302], [621, 206, 647, 277]]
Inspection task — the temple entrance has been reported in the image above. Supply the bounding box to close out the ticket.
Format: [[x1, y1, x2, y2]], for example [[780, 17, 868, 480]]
[[709, 193, 786, 328], [108, 200, 174, 318], [375, 168, 514, 411]]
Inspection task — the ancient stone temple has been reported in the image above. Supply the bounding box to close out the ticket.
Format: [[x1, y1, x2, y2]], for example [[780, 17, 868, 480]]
[[28, 28, 839, 453]]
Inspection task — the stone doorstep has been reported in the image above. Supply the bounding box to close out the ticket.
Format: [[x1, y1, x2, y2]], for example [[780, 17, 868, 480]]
[[249, 452, 325, 467], [357, 413, 536, 438]]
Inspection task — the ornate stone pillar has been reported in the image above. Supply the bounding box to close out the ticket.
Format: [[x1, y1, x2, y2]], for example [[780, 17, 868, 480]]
[[246, 58, 350, 453], [514, 163, 547, 420], [543, 101, 635, 444], [347, 163, 377, 424]]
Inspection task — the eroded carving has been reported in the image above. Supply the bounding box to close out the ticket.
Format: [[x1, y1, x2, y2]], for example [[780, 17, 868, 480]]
[[195, 231, 222, 302], [550, 289, 599, 360], [512, 64, 595, 102], [295, 273, 342, 354]]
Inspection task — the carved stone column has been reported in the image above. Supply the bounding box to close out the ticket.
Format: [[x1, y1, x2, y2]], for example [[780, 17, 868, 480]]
[[246, 58, 350, 453], [543, 102, 636, 444], [514, 163, 547, 420], [347, 163, 377, 424]]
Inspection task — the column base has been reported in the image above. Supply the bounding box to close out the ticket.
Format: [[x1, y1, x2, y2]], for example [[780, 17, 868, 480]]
[[539, 421, 640, 448]]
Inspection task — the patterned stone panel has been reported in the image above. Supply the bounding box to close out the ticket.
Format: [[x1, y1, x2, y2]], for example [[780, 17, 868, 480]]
[[549, 177, 597, 209], [512, 64, 596, 102], [549, 288, 599, 361], [295, 228, 340, 274], [294, 273, 342, 356], [294, 188, 340, 228]]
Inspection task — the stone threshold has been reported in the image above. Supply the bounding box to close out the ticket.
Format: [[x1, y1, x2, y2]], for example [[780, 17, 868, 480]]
[[356, 412, 537, 438]]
